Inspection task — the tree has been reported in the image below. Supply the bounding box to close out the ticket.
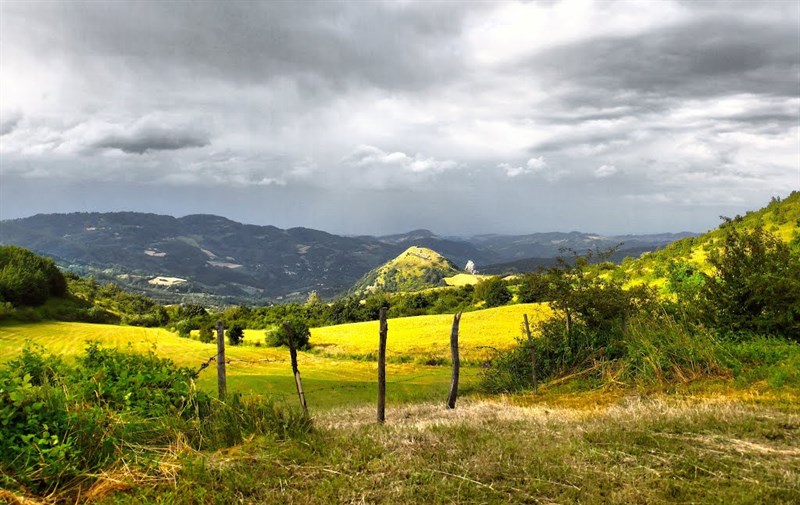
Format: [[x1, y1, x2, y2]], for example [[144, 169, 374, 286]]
[[701, 224, 800, 339], [179, 304, 208, 318], [306, 291, 321, 306], [227, 324, 245, 346], [198, 325, 215, 344], [0, 246, 66, 306], [517, 273, 550, 303], [265, 317, 310, 349], [474, 277, 512, 307]]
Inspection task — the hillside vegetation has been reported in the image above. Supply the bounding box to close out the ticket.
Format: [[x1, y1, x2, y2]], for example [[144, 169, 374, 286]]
[[351, 246, 460, 294], [621, 191, 799, 290]]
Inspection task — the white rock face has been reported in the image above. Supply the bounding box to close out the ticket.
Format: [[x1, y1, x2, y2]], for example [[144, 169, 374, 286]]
[[465, 260, 477, 274]]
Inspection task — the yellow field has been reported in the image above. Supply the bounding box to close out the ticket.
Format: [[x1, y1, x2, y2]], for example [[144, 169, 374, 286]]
[[307, 303, 552, 362], [0, 304, 553, 408], [443, 273, 488, 286]]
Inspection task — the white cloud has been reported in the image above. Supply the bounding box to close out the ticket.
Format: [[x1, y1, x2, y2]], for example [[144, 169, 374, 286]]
[[595, 164, 618, 178], [499, 156, 548, 177], [338, 144, 459, 189]]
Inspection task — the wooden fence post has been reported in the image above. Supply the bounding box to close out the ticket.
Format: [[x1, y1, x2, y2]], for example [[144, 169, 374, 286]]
[[523, 314, 537, 394], [216, 320, 227, 401], [447, 312, 462, 409], [377, 307, 388, 424], [284, 322, 308, 415]]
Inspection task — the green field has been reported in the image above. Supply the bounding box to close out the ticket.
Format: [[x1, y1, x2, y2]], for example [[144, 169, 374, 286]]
[[0, 303, 552, 410]]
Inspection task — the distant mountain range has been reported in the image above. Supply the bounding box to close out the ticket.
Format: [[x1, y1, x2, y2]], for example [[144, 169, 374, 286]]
[[0, 212, 694, 304]]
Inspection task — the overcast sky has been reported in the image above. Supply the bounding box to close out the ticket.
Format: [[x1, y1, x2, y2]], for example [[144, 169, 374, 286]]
[[1, 0, 798, 236]]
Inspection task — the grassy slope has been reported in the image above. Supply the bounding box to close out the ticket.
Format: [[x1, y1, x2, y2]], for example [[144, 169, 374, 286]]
[[624, 191, 799, 289], [309, 302, 552, 362], [352, 246, 460, 293], [442, 272, 488, 286]]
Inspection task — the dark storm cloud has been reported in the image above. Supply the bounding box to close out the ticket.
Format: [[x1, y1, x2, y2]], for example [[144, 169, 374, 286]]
[[7, 0, 482, 92], [529, 17, 799, 101], [1, 1, 798, 235], [91, 126, 209, 154]]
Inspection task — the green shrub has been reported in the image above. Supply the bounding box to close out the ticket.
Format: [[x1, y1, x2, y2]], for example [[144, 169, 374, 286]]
[[719, 337, 800, 388], [0, 343, 309, 498], [474, 277, 512, 307], [227, 324, 245, 346], [265, 317, 310, 349], [480, 310, 726, 393], [701, 225, 800, 340], [198, 324, 215, 343], [175, 319, 195, 338]]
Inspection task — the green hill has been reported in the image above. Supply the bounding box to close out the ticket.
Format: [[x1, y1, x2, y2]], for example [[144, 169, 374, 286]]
[[351, 246, 460, 294], [621, 191, 800, 290]]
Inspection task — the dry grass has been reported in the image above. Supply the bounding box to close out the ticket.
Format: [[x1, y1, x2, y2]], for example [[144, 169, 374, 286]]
[[72, 388, 800, 504]]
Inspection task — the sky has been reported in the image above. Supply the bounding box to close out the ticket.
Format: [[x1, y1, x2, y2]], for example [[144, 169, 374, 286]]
[[1, 0, 798, 236]]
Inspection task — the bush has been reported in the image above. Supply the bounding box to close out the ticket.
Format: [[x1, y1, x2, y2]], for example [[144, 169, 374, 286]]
[[517, 273, 550, 303], [719, 337, 800, 388], [474, 277, 512, 307], [0, 343, 310, 498], [175, 319, 194, 338], [0, 343, 209, 494], [199, 325, 215, 343], [265, 318, 310, 349], [700, 224, 800, 340], [227, 324, 245, 346]]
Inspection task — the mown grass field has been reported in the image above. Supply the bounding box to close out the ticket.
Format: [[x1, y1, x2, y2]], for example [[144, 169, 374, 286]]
[[0, 303, 551, 410], [308, 302, 552, 362]]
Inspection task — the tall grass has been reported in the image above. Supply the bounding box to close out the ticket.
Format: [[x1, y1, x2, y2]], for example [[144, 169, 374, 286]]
[[480, 309, 800, 393]]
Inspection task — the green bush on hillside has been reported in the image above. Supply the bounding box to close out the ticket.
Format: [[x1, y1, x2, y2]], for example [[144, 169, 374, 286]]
[[0, 245, 66, 306], [700, 224, 800, 340], [227, 324, 245, 346], [474, 277, 512, 307], [265, 317, 311, 349]]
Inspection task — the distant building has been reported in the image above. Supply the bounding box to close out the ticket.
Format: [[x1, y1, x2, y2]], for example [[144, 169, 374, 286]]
[[465, 260, 477, 274]]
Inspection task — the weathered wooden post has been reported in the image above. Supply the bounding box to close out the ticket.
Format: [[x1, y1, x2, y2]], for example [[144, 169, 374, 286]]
[[523, 314, 537, 394], [377, 307, 388, 423], [284, 322, 308, 415], [216, 320, 227, 401], [447, 312, 462, 409]]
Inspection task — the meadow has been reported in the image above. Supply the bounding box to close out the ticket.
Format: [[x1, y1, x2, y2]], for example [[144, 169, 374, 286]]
[[308, 302, 552, 362], [0, 303, 549, 411]]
